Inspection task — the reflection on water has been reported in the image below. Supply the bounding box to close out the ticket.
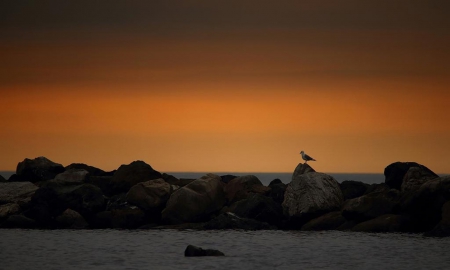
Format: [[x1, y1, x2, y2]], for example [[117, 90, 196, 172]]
[[1, 229, 449, 270]]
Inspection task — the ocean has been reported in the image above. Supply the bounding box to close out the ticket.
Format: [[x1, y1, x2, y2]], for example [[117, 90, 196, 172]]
[[1, 229, 449, 270]]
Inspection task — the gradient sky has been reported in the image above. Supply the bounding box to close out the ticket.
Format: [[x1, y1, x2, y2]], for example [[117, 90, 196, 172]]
[[1, 1, 449, 173]]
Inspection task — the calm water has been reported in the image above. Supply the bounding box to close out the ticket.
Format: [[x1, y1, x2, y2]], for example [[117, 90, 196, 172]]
[[1, 229, 449, 270]]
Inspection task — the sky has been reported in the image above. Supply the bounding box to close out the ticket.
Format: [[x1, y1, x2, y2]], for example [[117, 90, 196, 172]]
[[1, 1, 449, 173]]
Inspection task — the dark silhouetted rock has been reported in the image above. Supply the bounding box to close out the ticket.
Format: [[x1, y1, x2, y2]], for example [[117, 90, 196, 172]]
[[365, 183, 390, 195], [399, 176, 450, 232], [401, 166, 439, 192], [0, 182, 38, 206], [184, 245, 224, 257], [106, 193, 128, 211], [0, 175, 6, 182], [227, 193, 283, 226], [301, 211, 347, 231], [56, 208, 89, 229], [0, 203, 21, 220], [384, 162, 437, 190], [267, 181, 287, 204], [340, 180, 369, 200], [293, 163, 316, 175], [342, 190, 400, 222], [269, 179, 282, 185], [161, 173, 194, 187], [203, 212, 275, 230], [424, 201, 450, 237], [16, 156, 65, 183], [224, 175, 269, 204], [87, 175, 114, 197], [54, 169, 89, 185], [2, 214, 37, 228], [161, 174, 226, 224], [351, 214, 409, 232], [282, 171, 343, 228], [91, 206, 146, 229], [111, 161, 162, 194], [126, 179, 172, 218], [65, 163, 106, 176], [220, 174, 237, 184]]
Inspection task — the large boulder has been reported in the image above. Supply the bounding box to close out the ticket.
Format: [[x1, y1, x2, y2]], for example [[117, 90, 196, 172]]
[[184, 245, 224, 257], [0, 203, 21, 220], [401, 167, 439, 192], [126, 179, 172, 218], [340, 181, 369, 200], [301, 211, 347, 231], [0, 182, 38, 206], [282, 172, 344, 227], [424, 200, 450, 237], [86, 175, 115, 197], [227, 193, 283, 226], [65, 163, 106, 176], [96, 207, 146, 229], [342, 190, 400, 222], [399, 176, 450, 232], [351, 214, 409, 232], [16, 156, 65, 183], [53, 169, 90, 185], [384, 162, 437, 190], [2, 214, 37, 229], [55, 208, 89, 229], [293, 163, 316, 175], [110, 161, 162, 194], [203, 212, 275, 230], [161, 173, 194, 187], [161, 174, 226, 224], [224, 175, 270, 204], [267, 179, 287, 204]]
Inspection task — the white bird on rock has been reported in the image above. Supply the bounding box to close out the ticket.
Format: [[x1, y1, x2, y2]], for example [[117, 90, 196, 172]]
[[300, 151, 316, 163]]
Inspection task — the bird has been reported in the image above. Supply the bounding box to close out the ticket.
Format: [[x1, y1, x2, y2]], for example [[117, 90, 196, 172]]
[[300, 151, 316, 163]]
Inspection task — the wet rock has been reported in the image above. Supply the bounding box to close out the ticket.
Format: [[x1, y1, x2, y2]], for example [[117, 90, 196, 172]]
[[424, 201, 450, 237], [126, 179, 172, 218], [16, 156, 65, 183], [224, 175, 270, 204], [227, 193, 283, 226], [0, 203, 21, 220], [384, 162, 437, 190], [342, 190, 400, 222], [340, 181, 369, 200], [2, 214, 37, 229], [401, 166, 439, 192], [0, 182, 38, 206], [184, 245, 224, 257], [282, 170, 343, 228], [301, 211, 347, 231], [203, 212, 275, 230], [351, 214, 409, 232], [161, 174, 226, 224], [55, 208, 89, 229], [111, 161, 162, 194]]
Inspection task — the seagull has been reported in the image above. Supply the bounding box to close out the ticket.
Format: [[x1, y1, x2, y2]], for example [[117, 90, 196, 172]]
[[300, 151, 316, 163]]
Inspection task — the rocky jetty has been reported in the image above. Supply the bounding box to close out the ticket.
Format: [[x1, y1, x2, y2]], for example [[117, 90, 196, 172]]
[[1, 156, 449, 237]]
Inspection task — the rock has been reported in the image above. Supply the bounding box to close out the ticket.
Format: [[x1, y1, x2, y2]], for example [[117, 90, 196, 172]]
[[161, 174, 226, 224], [106, 193, 128, 211], [86, 175, 114, 197], [2, 214, 37, 229], [340, 181, 369, 200], [293, 163, 316, 175], [282, 172, 344, 227], [55, 208, 89, 229], [16, 156, 65, 183], [0, 174, 6, 182], [65, 163, 106, 176], [267, 180, 286, 204], [342, 190, 400, 222], [110, 161, 162, 194], [424, 201, 450, 237], [203, 212, 275, 230], [53, 169, 90, 185], [91, 206, 146, 229], [401, 167, 439, 192], [0, 182, 38, 206], [220, 174, 237, 184], [384, 162, 437, 190], [161, 173, 194, 187], [60, 184, 106, 220], [301, 211, 347, 231], [227, 193, 283, 226], [184, 245, 224, 257], [126, 179, 172, 217], [0, 203, 21, 220], [351, 214, 409, 232], [365, 183, 390, 195], [399, 176, 450, 232], [224, 175, 270, 204]]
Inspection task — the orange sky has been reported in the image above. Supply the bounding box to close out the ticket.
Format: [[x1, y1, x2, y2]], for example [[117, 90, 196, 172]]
[[1, 1, 449, 173]]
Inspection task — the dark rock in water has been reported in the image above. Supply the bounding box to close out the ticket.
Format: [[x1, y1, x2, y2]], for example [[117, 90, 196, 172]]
[[384, 162, 437, 190], [91, 206, 146, 229], [0, 182, 38, 206], [227, 193, 283, 226], [16, 156, 65, 183], [365, 183, 390, 195], [184, 245, 224, 257], [162, 174, 226, 224], [161, 173, 194, 187], [424, 201, 450, 237], [293, 163, 316, 175], [65, 163, 106, 176], [342, 190, 400, 222], [55, 208, 89, 229], [336, 220, 359, 231], [401, 167, 438, 192], [351, 214, 409, 232], [224, 175, 270, 204], [111, 161, 162, 194], [301, 211, 347, 231], [340, 181, 369, 200], [203, 212, 275, 230], [53, 169, 90, 185], [220, 174, 237, 184], [267, 180, 286, 204], [282, 170, 343, 228], [0, 175, 6, 182], [2, 214, 37, 229], [399, 176, 450, 232], [126, 179, 172, 219], [0, 203, 21, 221]]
